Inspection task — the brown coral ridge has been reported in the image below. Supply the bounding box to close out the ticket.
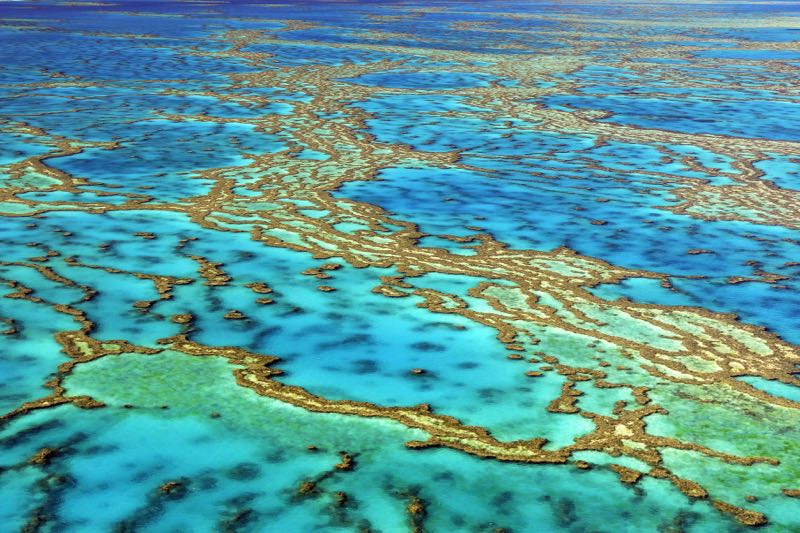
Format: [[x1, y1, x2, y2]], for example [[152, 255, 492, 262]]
[[28, 447, 59, 466], [0, 215, 790, 527], [4, 16, 800, 234], [159, 480, 186, 496], [160, 336, 776, 525], [4, 21, 799, 401], [125, 40, 800, 408], [712, 500, 768, 527], [406, 494, 427, 533]]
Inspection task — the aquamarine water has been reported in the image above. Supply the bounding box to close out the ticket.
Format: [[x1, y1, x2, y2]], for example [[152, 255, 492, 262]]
[[1, 0, 799, 531]]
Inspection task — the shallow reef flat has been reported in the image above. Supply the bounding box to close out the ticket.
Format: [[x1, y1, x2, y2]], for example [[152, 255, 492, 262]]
[[0, 0, 799, 530]]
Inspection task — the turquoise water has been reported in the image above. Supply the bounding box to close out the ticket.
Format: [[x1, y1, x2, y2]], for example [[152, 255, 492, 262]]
[[1, 0, 799, 531]]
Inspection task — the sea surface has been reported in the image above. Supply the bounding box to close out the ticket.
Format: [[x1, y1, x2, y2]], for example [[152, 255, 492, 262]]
[[1, 0, 799, 531]]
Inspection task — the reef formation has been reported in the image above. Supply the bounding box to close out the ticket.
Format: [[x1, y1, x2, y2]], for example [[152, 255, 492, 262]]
[[1, 0, 799, 531]]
